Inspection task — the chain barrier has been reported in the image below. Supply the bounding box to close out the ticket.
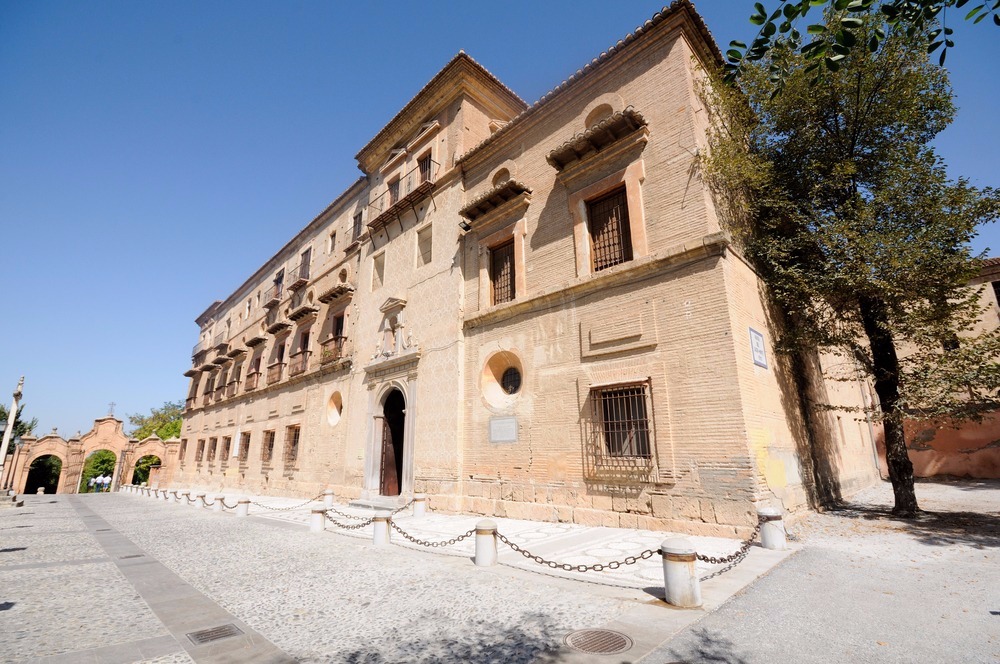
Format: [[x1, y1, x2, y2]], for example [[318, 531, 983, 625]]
[[202, 498, 216, 507], [185, 496, 198, 504], [695, 518, 762, 566], [326, 505, 368, 521], [323, 511, 375, 530], [250, 492, 325, 511], [220, 499, 240, 510], [390, 500, 414, 516], [389, 520, 476, 548], [496, 531, 657, 573]]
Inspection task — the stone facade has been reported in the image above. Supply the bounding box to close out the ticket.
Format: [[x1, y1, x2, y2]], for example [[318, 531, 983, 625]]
[[175, 0, 880, 535]]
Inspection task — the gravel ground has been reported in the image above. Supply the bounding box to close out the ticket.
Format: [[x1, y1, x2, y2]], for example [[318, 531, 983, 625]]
[[644, 479, 1000, 664]]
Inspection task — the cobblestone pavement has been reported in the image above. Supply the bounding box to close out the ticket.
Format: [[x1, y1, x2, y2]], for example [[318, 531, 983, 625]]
[[1, 491, 792, 663], [645, 478, 1000, 663]]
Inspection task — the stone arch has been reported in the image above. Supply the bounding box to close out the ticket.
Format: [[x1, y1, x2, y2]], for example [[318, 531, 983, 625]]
[[17, 451, 68, 494]]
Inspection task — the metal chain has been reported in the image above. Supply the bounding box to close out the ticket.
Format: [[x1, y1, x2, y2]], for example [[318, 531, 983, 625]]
[[250, 492, 325, 511], [323, 512, 375, 530], [390, 499, 414, 516], [202, 498, 216, 507], [495, 531, 657, 572], [695, 520, 762, 565], [389, 520, 476, 548], [220, 499, 240, 510], [185, 496, 198, 504], [327, 505, 368, 521]]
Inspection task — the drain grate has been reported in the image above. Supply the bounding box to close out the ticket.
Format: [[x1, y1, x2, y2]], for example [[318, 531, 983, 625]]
[[564, 629, 633, 655], [118, 554, 144, 559], [187, 623, 244, 645]]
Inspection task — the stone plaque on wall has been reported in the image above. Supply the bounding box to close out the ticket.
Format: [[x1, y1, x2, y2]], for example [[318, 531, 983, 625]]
[[489, 416, 517, 443]]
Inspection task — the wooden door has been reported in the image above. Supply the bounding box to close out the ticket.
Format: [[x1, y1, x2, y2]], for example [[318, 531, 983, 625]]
[[379, 418, 399, 496]]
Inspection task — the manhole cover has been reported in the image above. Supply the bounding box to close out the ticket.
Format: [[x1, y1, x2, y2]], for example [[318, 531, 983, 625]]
[[187, 623, 243, 645], [564, 629, 633, 655]]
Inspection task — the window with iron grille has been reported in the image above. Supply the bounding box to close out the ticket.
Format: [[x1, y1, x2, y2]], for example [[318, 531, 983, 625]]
[[284, 426, 300, 466], [352, 212, 363, 241], [372, 252, 385, 290], [207, 437, 217, 462], [418, 153, 432, 183], [262, 430, 275, 464], [591, 383, 651, 458], [587, 187, 633, 272], [239, 432, 251, 463], [501, 367, 521, 394], [196, 439, 205, 462], [221, 436, 231, 461], [388, 178, 400, 206], [490, 239, 515, 305], [179, 439, 188, 464]]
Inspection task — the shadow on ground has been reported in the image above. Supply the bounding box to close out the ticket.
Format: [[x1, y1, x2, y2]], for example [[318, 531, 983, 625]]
[[662, 627, 750, 664], [336, 616, 568, 664], [824, 499, 1000, 549]]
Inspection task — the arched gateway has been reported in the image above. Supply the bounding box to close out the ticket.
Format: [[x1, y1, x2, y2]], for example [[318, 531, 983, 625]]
[[3, 416, 180, 495]]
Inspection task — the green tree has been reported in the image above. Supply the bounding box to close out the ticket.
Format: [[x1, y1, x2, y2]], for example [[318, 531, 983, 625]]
[[725, 0, 1000, 87], [702, 12, 1000, 515], [1, 403, 38, 457], [78, 449, 117, 492], [127, 401, 183, 441]]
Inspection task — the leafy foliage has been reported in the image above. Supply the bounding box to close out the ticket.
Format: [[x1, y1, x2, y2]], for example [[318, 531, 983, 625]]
[[131, 454, 162, 485], [725, 0, 1000, 91], [702, 12, 1000, 514], [1, 403, 37, 455], [127, 400, 183, 441], [25, 455, 62, 493], [78, 449, 117, 492]]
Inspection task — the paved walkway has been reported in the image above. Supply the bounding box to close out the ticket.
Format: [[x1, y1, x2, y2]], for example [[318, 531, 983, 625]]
[[1, 491, 791, 663]]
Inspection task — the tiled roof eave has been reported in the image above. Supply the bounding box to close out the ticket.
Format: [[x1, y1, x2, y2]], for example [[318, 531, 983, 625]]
[[459, 180, 532, 221]]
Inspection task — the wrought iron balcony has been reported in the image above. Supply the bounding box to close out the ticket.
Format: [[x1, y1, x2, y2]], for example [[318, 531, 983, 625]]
[[266, 362, 285, 385], [265, 308, 291, 334], [287, 262, 310, 291], [192, 340, 208, 357], [289, 351, 311, 376], [367, 158, 440, 234], [263, 283, 283, 308], [212, 334, 227, 351], [320, 336, 347, 365]]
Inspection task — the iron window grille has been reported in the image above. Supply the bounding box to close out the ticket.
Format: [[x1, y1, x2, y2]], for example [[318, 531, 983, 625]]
[[587, 187, 633, 272], [284, 426, 300, 466], [501, 367, 521, 395], [591, 383, 651, 459], [207, 438, 217, 462], [238, 432, 250, 464], [195, 440, 205, 462], [262, 431, 275, 464], [490, 239, 516, 305], [418, 153, 433, 183], [352, 213, 363, 242], [220, 437, 231, 465]]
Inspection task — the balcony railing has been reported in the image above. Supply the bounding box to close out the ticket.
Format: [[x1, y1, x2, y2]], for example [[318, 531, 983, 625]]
[[192, 340, 208, 357], [226, 380, 239, 397], [245, 371, 261, 391], [288, 262, 310, 290], [289, 351, 311, 376], [212, 333, 227, 351], [367, 159, 440, 232], [263, 283, 283, 308], [267, 362, 285, 385], [320, 336, 347, 364], [266, 307, 291, 334], [201, 394, 211, 407]]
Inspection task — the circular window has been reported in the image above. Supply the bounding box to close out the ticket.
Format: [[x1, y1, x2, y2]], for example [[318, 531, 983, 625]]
[[327, 392, 343, 426], [481, 350, 523, 408], [501, 367, 521, 394]]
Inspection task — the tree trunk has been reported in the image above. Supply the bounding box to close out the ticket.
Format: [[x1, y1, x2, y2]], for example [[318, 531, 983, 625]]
[[858, 295, 919, 516]]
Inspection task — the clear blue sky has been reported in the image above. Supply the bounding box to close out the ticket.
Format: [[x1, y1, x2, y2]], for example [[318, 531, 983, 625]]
[[1, 1, 997, 437]]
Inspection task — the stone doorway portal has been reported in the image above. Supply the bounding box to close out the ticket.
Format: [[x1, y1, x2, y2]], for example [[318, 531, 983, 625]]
[[379, 389, 406, 496]]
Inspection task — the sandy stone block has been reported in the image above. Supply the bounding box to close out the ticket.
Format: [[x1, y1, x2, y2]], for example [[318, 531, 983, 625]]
[[674, 497, 703, 521], [471, 497, 496, 515], [650, 494, 672, 518], [533, 486, 550, 504], [591, 494, 613, 510], [612, 495, 627, 512], [573, 508, 606, 527], [524, 503, 558, 522], [556, 506, 574, 522], [618, 513, 639, 529], [467, 482, 483, 498], [488, 483, 501, 500], [511, 485, 525, 503], [699, 499, 717, 524], [500, 501, 529, 520], [500, 483, 513, 501], [601, 511, 621, 528], [627, 495, 652, 514], [714, 500, 754, 526]]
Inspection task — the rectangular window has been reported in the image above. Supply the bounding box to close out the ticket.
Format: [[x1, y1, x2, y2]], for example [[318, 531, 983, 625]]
[[352, 212, 363, 241], [196, 439, 205, 462], [284, 425, 300, 466], [333, 313, 345, 338], [207, 437, 217, 462], [591, 383, 651, 458], [262, 430, 275, 464], [418, 153, 433, 183], [274, 268, 284, 289], [588, 187, 633, 272], [220, 437, 231, 463], [179, 439, 188, 464], [490, 239, 516, 305], [388, 178, 401, 206], [417, 225, 432, 266], [372, 252, 385, 290], [239, 432, 251, 464], [328, 231, 336, 254]]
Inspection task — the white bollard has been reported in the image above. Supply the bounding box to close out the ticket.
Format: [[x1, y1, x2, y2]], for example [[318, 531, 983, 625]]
[[310, 508, 326, 533], [37, 487, 45, 495], [236, 498, 250, 517], [196, 492, 207, 508], [758, 507, 786, 550], [213, 496, 225, 513], [661, 538, 702, 608], [372, 511, 391, 547], [413, 493, 427, 518], [474, 519, 498, 567], [323, 489, 335, 509]]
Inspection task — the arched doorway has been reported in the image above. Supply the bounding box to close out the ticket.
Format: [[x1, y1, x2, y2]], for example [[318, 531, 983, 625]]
[[379, 389, 406, 496], [79, 449, 117, 493], [131, 455, 162, 485], [24, 455, 62, 495]]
